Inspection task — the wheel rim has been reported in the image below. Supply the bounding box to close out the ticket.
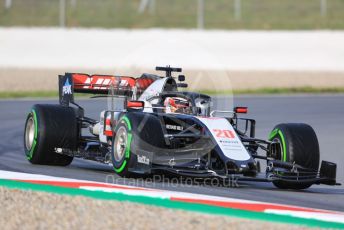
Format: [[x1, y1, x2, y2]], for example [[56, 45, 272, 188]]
[[273, 137, 283, 161], [25, 116, 35, 151], [114, 126, 127, 162]]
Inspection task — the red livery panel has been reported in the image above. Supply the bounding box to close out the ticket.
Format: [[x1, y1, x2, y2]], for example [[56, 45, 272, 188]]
[[69, 73, 156, 95]]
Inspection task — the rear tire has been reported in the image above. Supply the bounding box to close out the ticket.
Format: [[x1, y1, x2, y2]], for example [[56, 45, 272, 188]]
[[269, 123, 320, 190], [24, 104, 76, 166]]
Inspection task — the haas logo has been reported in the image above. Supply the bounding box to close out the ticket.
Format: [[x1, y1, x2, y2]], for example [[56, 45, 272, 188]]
[[213, 129, 236, 139], [62, 78, 72, 95]]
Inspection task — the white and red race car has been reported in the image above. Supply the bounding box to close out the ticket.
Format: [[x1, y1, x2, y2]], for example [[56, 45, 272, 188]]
[[24, 66, 339, 189]]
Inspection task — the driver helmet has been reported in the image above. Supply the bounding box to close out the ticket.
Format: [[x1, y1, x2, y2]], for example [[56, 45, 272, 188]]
[[164, 97, 191, 114]]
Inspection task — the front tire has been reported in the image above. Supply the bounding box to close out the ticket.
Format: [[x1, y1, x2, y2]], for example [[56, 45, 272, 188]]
[[24, 104, 76, 166], [111, 113, 165, 177], [269, 123, 320, 190]]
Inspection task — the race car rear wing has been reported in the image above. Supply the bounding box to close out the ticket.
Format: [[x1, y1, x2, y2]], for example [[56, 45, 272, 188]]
[[58, 73, 158, 106]]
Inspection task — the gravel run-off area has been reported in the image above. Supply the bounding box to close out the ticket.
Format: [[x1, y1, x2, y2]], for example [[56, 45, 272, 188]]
[[0, 186, 311, 230]]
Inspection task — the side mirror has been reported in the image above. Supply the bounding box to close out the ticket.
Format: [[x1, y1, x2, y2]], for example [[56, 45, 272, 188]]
[[127, 101, 144, 109], [178, 75, 185, 82]]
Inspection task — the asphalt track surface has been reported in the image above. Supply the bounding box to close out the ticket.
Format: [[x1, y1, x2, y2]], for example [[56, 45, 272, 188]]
[[0, 95, 343, 211]]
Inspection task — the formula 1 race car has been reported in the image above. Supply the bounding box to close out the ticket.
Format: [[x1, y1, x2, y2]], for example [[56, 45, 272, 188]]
[[24, 66, 339, 189]]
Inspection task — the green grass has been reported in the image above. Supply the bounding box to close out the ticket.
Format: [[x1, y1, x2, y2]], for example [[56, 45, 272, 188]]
[[0, 91, 93, 99], [1, 87, 344, 99], [0, 91, 58, 98], [0, 0, 344, 29]]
